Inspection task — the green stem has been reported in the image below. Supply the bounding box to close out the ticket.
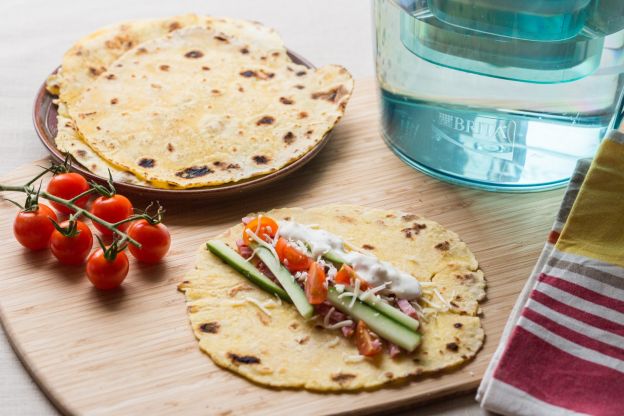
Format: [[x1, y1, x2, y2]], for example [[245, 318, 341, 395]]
[[0, 184, 142, 248], [69, 187, 97, 203]]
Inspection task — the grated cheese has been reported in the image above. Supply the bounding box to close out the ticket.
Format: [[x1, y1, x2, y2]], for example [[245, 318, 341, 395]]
[[324, 319, 354, 330], [325, 336, 341, 348], [230, 297, 272, 317], [323, 306, 336, 328], [349, 279, 361, 309], [343, 353, 366, 364]]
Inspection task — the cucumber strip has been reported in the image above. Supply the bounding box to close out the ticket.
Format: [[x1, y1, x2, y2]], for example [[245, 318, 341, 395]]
[[323, 250, 347, 266], [206, 241, 289, 301], [327, 287, 421, 352], [322, 252, 420, 331], [361, 296, 420, 331], [254, 247, 315, 320]]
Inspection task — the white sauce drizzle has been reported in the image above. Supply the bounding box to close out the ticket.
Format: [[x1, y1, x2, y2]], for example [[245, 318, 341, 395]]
[[277, 220, 421, 299]]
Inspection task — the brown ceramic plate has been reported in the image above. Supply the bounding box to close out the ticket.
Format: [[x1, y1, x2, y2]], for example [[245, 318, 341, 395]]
[[33, 51, 332, 200]]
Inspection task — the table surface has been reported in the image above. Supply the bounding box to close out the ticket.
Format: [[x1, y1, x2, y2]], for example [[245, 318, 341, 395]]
[[0, 1, 487, 414]]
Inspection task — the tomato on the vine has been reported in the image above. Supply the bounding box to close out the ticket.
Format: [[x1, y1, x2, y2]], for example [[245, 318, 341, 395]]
[[13, 204, 57, 250], [90, 194, 134, 236], [86, 248, 129, 290], [46, 173, 90, 214], [127, 219, 171, 263], [49, 220, 93, 265]]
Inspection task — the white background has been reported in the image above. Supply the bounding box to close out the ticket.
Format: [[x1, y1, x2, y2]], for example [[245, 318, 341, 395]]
[[0, 0, 482, 414]]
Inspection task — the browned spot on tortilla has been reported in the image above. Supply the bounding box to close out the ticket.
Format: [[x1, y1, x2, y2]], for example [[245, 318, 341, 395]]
[[402, 214, 418, 221], [454, 322, 463, 329], [78, 112, 96, 119], [105, 74, 116, 80], [384, 372, 394, 379], [272, 51, 280, 57], [95, 126, 101, 131], [176, 165, 213, 179], [305, 129, 314, 136], [294, 84, 305, 89], [201, 65, 210, 71], [184, 50, 204, 59], [88, 67, 105, 76], [167, 143, 174, 152], [402, 223, 427, 238], [138, 158, 155, 168], [186, 305, 198, 313], [238, 86, 244, 92], [435, 241, 450, 251], [91, 164, 97, 170], [331, 373, 356, 384], [446, 342, 459, 352], [159, 64, 170, 71], [240, 70, 256, 78], [240, 47, 249, 54], [76, 150, 87, 157], [296, 335, 310, 345], [386, 213, 396, 218], [457, 273, 475, 283], [211, 89, 221, 94], [227, 353, 260, 365], [199, 322, 220, 334], [110, 98, 118, 105], [283, 132, 295, 144], [298, 111, 309, 119], [227, 284, 252, 297], [337, 215, 355, 223], [362, 244, 375, 250], [256, 116, 275, 126], [279, 97, 294, 105], [288, 322, 299, 330], [214, 35, 229, 42], [257, 311, 271, 326], [311, 85, 349, 103], [253, 155, 270, 165], [296, 70, 307, 76], [168, 21, 182, 32], [151, 83, 162, 89], [135, 47, 148, 55], [213, 161, 240, 170]]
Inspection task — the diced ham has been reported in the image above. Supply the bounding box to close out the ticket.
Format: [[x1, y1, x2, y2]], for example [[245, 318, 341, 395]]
[[388, 342, 402, 358], [341, 323, 355, 338], [397, 298, 418, 319], [236, 239, 253, 259]]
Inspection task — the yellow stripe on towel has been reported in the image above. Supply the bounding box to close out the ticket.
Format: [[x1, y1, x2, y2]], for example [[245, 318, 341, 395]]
[[556, 131, 624, 267]]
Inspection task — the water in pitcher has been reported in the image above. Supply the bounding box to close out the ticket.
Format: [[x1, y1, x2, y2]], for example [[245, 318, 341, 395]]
[[375, 0, 624, 191]]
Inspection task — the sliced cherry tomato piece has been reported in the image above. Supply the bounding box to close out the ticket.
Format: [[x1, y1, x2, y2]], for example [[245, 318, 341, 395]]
[[305, 262, 327, 305], [355, 320, 383, 357], [13, 204, 58, 250], [334, 264, 369, 290], [242, 216, 278, 245], [274, 237, 310, 273]]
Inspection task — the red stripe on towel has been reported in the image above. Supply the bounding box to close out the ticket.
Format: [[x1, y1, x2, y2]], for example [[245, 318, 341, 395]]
[[522, 307, 624, 361], [539, 273, 624, 314], [530, 290, 624, 336], [494, 327, 624, 416]]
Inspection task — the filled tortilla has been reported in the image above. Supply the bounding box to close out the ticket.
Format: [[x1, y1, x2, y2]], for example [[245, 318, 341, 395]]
[[178, 205, 485, 390]]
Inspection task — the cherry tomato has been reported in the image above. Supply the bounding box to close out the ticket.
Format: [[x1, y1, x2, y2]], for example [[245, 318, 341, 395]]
[[46, 173, 90, 214], [242, 216, 278, 245], [275, 237, 310, 273], [49, 220, 93, 265], [305, 261, 327, 304], [355, 321, 383, 357], [334, 264, 368, 290], [13, 204, 58, 250], [90, 194, 134, 236], [127, 219, 171, 263], [86, 249, 129, 290]]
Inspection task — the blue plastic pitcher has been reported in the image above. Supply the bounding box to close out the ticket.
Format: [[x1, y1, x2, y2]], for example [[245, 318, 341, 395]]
[[375, 0, 624, 191]]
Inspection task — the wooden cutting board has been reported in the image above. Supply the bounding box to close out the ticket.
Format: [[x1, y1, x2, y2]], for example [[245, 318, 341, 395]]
[[0, 79, 564, 415]]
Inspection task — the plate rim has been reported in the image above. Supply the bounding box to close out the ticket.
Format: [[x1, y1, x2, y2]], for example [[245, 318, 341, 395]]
[[32, 50, 333, 199]]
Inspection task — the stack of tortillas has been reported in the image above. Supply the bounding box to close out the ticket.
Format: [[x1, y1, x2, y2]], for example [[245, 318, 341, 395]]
[[47, 14, 354, 189]]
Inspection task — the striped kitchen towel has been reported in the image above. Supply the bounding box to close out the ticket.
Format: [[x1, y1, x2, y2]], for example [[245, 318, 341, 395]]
[[477, 130, 624, 416]]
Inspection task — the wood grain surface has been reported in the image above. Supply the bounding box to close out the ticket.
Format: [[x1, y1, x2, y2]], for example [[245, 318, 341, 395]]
[[0, 79, 564, 415]]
